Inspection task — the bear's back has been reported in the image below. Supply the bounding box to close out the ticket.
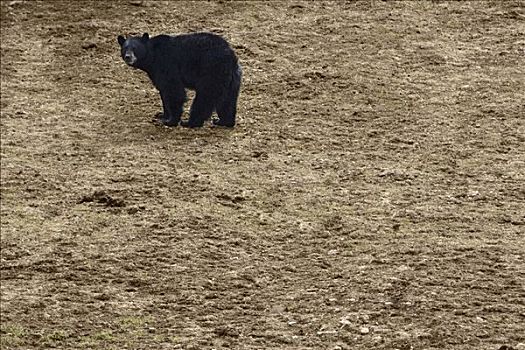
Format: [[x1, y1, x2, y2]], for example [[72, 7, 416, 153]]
[[151, 32, 233, 56], [178, 32, 231, 49]]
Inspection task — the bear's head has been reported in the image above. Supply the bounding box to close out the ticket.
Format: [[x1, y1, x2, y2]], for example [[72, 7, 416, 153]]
[[117, 33, 149, 68]]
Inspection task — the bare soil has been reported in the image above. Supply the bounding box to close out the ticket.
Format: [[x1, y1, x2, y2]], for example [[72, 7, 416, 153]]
[[1, 1, 524, 349]]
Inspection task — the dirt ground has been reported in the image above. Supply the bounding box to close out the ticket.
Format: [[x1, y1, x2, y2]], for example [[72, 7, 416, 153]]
[[1, 1, 524, 349]]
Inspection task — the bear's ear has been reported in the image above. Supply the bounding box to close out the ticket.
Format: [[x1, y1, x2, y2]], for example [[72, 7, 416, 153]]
[[142, 32, 149, 41], [117, 35, 125, 46]]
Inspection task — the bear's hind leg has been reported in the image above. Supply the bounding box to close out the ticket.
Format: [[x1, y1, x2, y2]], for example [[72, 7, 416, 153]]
[[215, 90, 239, 128], [214, 66, 241, 128]]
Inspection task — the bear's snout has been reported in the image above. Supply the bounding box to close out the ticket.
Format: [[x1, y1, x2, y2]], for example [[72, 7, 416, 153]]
[[123, 51, 137, 65]]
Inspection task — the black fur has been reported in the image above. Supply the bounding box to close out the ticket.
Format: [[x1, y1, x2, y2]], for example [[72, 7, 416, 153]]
[[117, 32, 242, 128]]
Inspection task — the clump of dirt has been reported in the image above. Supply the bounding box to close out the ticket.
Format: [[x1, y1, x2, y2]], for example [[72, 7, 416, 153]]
[[79, 190, 126, 208]]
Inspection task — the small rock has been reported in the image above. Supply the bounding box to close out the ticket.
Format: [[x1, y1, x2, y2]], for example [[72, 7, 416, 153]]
[[397, 331, 411, 339], [397, 265, 409, 271], [81, 42, 97, 50], [339, 316, 351, 326], [515, 343, 525, 350], [317, 330, 337, 335], [127, 207, 139, 214], [372, 335, 382, 342], [214, 326, 240, 338], [94, 293, 110, 301], [360, 327, 370, 334]]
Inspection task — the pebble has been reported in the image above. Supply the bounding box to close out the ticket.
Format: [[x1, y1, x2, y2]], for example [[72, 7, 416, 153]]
[[360, 327, 370, 334], [397, 331, 411, 339], [372, 335, 382, 342]]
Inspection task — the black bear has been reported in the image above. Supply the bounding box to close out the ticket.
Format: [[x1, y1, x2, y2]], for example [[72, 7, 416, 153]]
[[117, 32, 242, 128]]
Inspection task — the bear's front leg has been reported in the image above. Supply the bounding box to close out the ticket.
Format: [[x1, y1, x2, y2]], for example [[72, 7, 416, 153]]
[[159, 91, 184, 127]]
